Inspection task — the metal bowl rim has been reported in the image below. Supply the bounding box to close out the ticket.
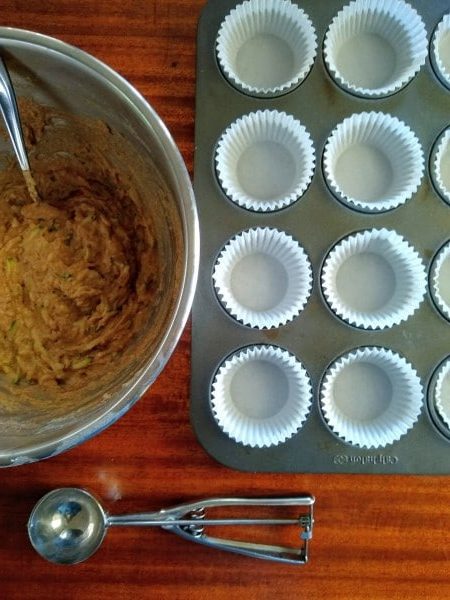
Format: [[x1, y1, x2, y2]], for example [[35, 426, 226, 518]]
[[0, 27, 200, 466]]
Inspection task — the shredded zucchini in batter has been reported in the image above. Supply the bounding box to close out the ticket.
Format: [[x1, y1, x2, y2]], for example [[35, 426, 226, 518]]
[[0, 99, 162, 393]]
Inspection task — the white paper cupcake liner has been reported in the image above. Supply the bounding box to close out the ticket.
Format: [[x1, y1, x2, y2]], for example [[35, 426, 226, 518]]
[[434, 358, 450, 429], [216, 0, 317, 98], [323, 112, 424, 213], [431, 127, 450, 205], [215, 110, 315, 212], [320, 347, 423, 449], [430, 241, 450, 321], [213, 227, 312, 329], [431, 14, 450, 90], [323, 0, 427, 98], [321, 228, 426, 330], [211, 345, 312, 448]]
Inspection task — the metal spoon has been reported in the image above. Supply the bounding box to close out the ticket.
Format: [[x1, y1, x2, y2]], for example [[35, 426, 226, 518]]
[[0, 55, 39, 202], [27, 487, 314, 565]]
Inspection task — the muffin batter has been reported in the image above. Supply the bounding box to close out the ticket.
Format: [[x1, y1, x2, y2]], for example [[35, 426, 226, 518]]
[[0, 99, 162, 397]]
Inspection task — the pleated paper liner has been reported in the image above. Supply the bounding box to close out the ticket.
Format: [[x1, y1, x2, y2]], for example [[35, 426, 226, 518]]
[[213, 227, 312, 329], [320, 346, 423, 449], [323, 111, 424, 213], [430, 127, 450, 205], [216, 0, 317, 98], [321, 228, 426, 330], [211, 345, 312, 448], [430, 240, 450, 322], [323, 0, 427, 98], [434, 358, 450, 430], [215, 110, 315, 213], [431, 13, 450, 90]]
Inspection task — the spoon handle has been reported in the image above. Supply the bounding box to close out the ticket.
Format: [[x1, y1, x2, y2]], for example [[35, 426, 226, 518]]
[[0, 56, 30, 171]]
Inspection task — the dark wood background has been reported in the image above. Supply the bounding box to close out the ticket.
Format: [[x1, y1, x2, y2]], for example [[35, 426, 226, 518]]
[[1, 1, 450, 598]]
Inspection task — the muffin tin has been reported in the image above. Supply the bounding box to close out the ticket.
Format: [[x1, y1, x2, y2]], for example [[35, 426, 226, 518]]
[[191, 0, 450, 473]]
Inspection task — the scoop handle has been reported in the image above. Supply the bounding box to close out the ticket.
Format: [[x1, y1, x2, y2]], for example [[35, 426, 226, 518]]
[[0, 55, 30, 171], [107, 495, 314, 565]]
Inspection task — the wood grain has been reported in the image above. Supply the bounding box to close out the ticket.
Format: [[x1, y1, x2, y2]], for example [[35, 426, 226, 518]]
[[0, 1, 450, 598]]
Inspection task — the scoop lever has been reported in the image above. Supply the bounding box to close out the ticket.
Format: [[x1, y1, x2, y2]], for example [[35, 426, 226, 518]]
[[154, 495, 315, 565]]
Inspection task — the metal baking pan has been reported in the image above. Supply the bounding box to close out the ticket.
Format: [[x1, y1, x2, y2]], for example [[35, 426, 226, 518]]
[[191, 0, 450, 473]]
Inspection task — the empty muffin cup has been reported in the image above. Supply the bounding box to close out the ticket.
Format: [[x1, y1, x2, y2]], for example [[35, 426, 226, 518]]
[[320, 347, 423, 449], [211, 345, 312, 448], [433, 358, 450, 430], [430, 127, 450, 205], [216, 0, 317, 98], [323, 0, 427, 98], [431, 14, 450, 90], [213, 227, 312, 329], [323, 112, 424, 213], [430, 241, 450, 321], [215, 110, 315, 212], [321, 228, 426, 330]]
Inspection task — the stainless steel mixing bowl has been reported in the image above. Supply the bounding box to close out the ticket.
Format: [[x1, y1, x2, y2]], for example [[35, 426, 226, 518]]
[[0, 28, 199, 466]]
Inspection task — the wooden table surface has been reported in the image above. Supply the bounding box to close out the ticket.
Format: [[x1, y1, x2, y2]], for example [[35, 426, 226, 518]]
[[1, 1, 450, 598]]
